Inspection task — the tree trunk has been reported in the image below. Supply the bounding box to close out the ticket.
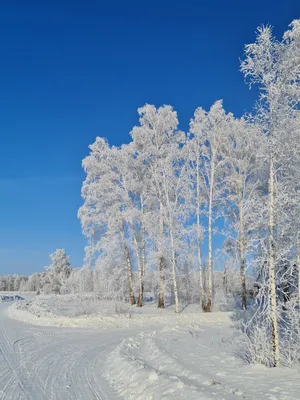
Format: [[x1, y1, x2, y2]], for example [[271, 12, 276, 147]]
[[297, 251, 300, 302], [196, 162, 205, 310], [141, 226, 145, 299], [239, 198, 247, 310], [121, 229, 136, 306], [223, 265, 228, 298], [158, 256, 165, 308], [158, 202, 165, 309], [125, 243, 136, 305], [282, 280, 290, 310], [205, 163, 214, 312], [170, 225, 179, 313], [134, 232, 143, 307], [268, 157, 280, 367], [141, 197, 146, 298]]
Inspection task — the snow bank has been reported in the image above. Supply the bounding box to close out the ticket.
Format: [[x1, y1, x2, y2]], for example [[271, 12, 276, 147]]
[[104, 330, 205, 400], [103, 326, 300, 399], [8, 304, 230, 329], [8, 295, 231, 330]]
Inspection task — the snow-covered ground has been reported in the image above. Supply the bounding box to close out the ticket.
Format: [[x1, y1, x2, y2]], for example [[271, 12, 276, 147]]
[[9, 294, 230, 329], [0, 301, 127, 399], [105, 324, 300, 400], [2, 295, 300, 399]]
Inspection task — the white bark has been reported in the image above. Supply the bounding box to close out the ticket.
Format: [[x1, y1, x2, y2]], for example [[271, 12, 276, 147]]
[[169, 224, 179, 313], [268, 157, 280, 367], [158, 201, 165, 309], [196, 160, 204, 309], [134, 232, 143, 307], [206, 158, 215, 312], [297, 250, 300, 302], [141, 196, 146, 297], [121, 228, 136, 305], [239, 197, 247, 310]]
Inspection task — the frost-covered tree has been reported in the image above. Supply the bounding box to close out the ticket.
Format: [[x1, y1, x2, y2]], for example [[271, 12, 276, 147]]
[[186, 125, 206, 309], [131, 104, 187, 312], [79, 137, 149, 306], [223, 117, 267, 309], [43, 249, 71, 294], [0, 274, 29, 292], [189, 101, 231, 312], [241, 20, 300, 367], [27, 273, 42, 292]]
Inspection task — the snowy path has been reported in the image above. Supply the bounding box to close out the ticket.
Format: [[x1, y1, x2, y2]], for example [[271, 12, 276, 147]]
[[2, 301, 300, 400], [0, 303, 129, 400]]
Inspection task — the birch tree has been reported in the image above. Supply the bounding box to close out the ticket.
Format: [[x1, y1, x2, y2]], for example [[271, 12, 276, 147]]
[[190, 100, 230, 312], [79, 138, 137, 305], [157, 134, 188, 313], [223, 117, 266, 309], [131, 104, 186, 311], [241, 20, 300, 367], [187, 123, 206, 310]]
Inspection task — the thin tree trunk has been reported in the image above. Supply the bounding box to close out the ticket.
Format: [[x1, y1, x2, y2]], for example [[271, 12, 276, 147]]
[[158, 255, 165, 308], [223, 266, 228, 298], [141, 226, 146, 298], [124, 242, 136, 305], [184, 261, 191, 303], [170, 225, 179, 313], [239, 198, 247, 310], [268, 157, 280, 367], [297, 250, 300, 302], [134, 232, 143, 307], [206, 162, 215, 312], [196, 162, 205, 310], [282, 280, 290, 310], [158, 202, 165, 309], [141, 196, 146, 298], [121, 228, 136, 305]]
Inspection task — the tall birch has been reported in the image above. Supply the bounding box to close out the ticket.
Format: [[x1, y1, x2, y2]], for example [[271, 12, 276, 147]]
[[190, 101, 230, 312], [241, 21, 300, 366]]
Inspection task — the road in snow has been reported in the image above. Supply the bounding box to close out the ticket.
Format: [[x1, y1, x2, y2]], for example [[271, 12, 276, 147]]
[[0, 302, 129, 400], [2, 300, 300, 400]]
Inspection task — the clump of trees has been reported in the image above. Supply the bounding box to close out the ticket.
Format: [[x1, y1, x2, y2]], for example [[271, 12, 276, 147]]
[[78, 20, 300, 367], [0, 274, 29, 292], [41, 249, 71, 294], [77, 102, 262, 313], [0, 249, 71, 295]]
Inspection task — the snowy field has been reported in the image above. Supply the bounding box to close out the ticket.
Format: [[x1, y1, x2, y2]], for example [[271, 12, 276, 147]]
[[0, 294, 299, 399], [8, 294, 230, 329]]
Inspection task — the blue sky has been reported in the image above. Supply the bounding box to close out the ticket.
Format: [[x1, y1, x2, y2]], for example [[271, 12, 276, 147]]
[[0, 0, 298, 275]]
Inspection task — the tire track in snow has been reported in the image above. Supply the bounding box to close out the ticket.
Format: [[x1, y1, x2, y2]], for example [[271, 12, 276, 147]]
[[0, 314, 50, 400], [0, 304, 126, 400]]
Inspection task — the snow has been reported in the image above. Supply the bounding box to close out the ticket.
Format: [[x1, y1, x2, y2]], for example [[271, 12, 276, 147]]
[[2, 296, 300, 399], [0, 302, 125, 399], [104, 325, 300, 400], [8, 294, 231, 330]]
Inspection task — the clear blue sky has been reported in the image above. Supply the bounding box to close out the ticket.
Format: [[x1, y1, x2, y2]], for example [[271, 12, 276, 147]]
[[0, 0, 298, 275]]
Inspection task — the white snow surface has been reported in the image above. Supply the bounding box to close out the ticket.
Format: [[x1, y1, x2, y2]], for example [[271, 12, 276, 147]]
[[0, 302, 125, 400], [104, 325, 300, 400], [8, 294, 230, 330], [2, 295, 300, 399]]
